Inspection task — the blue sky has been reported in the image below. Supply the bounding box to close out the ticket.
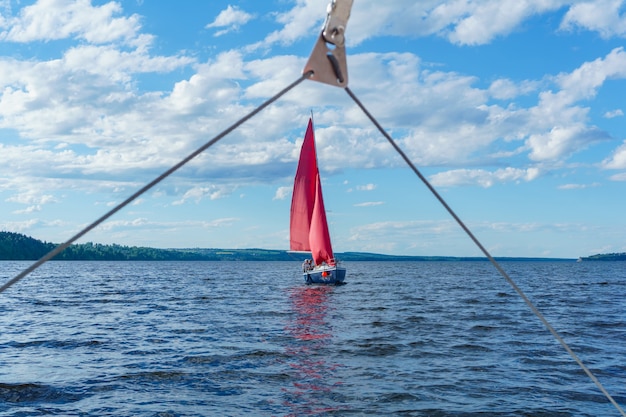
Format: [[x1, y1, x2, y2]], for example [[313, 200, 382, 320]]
[[1, 0, 626, 258]]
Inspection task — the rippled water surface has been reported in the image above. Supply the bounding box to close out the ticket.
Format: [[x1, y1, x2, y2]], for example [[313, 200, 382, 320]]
[[1, 260, 625, 416]]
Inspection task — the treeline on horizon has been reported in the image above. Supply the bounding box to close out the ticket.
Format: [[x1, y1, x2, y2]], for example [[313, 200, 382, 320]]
[[579, 253, 626, 261], [0, 231, 619, 262]]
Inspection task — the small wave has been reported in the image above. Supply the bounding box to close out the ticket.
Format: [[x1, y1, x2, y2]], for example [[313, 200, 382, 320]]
[[378, 392, 420, 403], [470, 324, 497, 332], [451, 343, 493, 352], [354, 341, 400, 357], [118, 370, 186, 382], [0, 382, 84, 404], [5, 339, 105, 349]]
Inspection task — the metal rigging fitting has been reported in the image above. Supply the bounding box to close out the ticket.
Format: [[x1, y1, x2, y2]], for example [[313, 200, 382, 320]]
[[303, 0, 353, 87]]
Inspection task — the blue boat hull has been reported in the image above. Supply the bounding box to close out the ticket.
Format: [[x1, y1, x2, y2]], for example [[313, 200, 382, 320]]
[[303, 265, 346, 285]]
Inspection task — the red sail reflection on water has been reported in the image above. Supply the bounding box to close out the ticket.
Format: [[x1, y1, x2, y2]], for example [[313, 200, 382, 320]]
[[283, 286, 344, 415]]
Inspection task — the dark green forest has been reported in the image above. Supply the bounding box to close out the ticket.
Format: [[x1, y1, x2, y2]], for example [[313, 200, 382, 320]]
[[0, 231, 212, 261]]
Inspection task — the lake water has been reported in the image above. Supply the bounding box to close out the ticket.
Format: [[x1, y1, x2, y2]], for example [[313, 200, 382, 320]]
[[0, 260, 625, 416]]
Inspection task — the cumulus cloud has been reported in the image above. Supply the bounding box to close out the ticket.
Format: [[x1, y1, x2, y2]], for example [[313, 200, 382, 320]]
[[602, 140, 626, 169], [273, 186, 291, 200], [430, 167, 540, 188], [555, 47, 626, 102], [443, 1, 564, 45], [172, 186, 232, 206], [526, 125, 604, 162], [489, 78, 538, 100], [206, 5, 254, 37], [560, 0, 626, 38], [249, 1, 322, 50], [0, 0, 145, 46], [6, 190, 56, 206], [604, 109, 624, 118], [12, 205, 41, 214], [0, 218, 45, 233]]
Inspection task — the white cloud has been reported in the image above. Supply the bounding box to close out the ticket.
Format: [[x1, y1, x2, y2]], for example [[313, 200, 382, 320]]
[[526, 125, 600, 162], [555, 47, 626, 102], [444, 1, 564, 46], [515, 48, 626, 162], [354, 201, 384, 207], [356, 183, 376, 191], [13, 205, 42, 214], [250, 1, 322, 50], [165, 51, 244, 114], [273, 186, 291, 200], [0, 218, 44, 233], [6, 190, 56, 206], [602, 140, 626, 169], [63, 44, 193, 82], [172, 186, 232, 206], [561, 0, 626, 38], [98, 217, 239, 232], [604, 109, 624, 118], [489, 78, 538, 100], [99, 217, 149, 231], [0, 0, 144, 45], [429, 167, 539, 188], [206, 5, 254, 36], [608, 172, 626, 181], [558, 182, 601, 189], [0, 46, 193, 148]]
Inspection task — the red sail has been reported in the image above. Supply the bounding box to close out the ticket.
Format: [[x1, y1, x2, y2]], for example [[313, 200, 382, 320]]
[[289, 118, 334, 265], [309, 173, 334, 265], [289, 119, 317, 252]]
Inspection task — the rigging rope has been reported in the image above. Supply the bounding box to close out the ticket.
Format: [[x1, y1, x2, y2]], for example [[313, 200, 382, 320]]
[[0, 71, 313, 295], [345, 86, 626, 417]]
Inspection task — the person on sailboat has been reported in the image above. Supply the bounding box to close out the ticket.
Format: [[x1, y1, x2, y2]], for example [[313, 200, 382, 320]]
[[302, 259, 313, 272]]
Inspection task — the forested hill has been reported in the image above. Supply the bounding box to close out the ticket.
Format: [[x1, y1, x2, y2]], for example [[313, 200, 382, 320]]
[[580, 253, 626, 261], [0, 231, 216, 261], [0, 231, 578, 262]]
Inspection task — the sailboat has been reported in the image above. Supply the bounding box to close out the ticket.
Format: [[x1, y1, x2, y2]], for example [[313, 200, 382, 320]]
[[290, 117, 346, 285]]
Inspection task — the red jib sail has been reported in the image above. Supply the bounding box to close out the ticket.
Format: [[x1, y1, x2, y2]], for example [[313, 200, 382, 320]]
[[289, 118, 335, 266]]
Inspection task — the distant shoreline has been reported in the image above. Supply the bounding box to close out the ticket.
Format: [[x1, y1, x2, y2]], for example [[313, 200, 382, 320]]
[[2, 231, 621, 262]]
